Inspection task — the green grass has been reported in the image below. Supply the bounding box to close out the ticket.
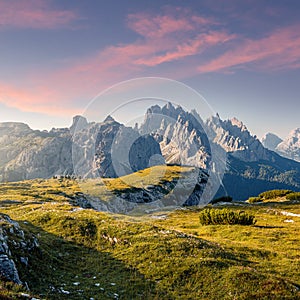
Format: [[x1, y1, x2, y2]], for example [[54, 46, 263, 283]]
[[79, 165, 195, 199], [286, 192, 300, 201], [0, 177, 299, 299], [259, 189, 293, 200], [199, 208, 256, 225], [247, 196, 263, 203]]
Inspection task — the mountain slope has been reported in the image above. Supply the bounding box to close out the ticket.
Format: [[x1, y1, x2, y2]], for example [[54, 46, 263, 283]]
[[203, 115, 300, 199], [0, 115, 163, 182], [261, 133, 283, 151], [0, 122, 73, 182], [217, 153, 300, 200], [206, 115, 271, 162], [76, 165, 209, 213], [276, 128, 300, 162]]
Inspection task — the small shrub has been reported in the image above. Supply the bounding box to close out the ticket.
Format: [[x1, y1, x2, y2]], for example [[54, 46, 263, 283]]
[[199, 208, 256, 225], [247, 197, 262, 204], [286, 192, 300, 201], [259, 189, 293, 200], [210, 196, 233, 204], [61, 217, 97, 238]]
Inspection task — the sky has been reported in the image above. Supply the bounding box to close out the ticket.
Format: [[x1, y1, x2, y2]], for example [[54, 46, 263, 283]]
[[0, 0, 300, 139]]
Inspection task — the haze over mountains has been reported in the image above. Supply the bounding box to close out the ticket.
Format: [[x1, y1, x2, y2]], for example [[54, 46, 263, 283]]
[[1, 102, 300, 201]]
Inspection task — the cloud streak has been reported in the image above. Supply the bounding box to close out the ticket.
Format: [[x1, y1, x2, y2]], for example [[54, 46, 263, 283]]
[[127, 10, 215, 39], [15, 9, 229, 109], [0, 0, 78, 29], [135, 31, 235, 66], [198, 25, 300, 73]]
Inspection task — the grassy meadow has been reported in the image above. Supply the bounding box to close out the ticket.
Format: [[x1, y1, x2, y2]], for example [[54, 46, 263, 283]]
[[0, 173, 299, 299]]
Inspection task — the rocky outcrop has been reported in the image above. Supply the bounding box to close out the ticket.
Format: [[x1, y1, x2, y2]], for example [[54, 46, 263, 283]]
[[0, 214, 39, 285], [94, 116, 163, 178], [140, 102, 211, 170], [114, 168, 209, 206], [3, 135, 73, 182], [70, 115, 88, 135], [261, 133, 283, 151], [0, 122, 73, 182], [206, 115, 271, 162], [260, 129, 300, 163]]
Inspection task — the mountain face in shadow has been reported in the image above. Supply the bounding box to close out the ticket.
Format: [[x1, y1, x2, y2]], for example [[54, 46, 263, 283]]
[[206, 115, 300, 199]]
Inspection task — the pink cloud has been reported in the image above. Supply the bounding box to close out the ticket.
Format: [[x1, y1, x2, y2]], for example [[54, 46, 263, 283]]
[[33, 10, 223, 98], [127, 10, 214, 39], [2, 7, 300, 118], [198, 25, 300, 73], [0, 83, 80, 116], [0, 0, 78, 29], [135, 31, 236, 66]]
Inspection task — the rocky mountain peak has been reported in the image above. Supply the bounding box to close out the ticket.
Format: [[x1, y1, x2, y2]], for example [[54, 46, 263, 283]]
[[261, 133, 283, 151], [141, 103, 212, 169], [230, 117, 247, 131], [206, 115, 270, 162], [146, 105, 161, 115], [0, 122, 32, 137], [290, 128, 300, 137], [70, 115, 88, 134], [103, 115, 117, 123], [145, 102, 185, 120], [275, 128, 300, 162]]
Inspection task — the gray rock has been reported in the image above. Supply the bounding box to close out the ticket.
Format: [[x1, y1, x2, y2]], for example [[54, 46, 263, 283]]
[[275, 128, 300, 162], [140, 102, 211, 170], [206, 115, 271, 162], [0, 254, 22, 285], [261, 133, 283, 151], [70, 115, 88, 135], [0, 214, 39, 285], [0, 122, 73, 182], [94, 116, 163, 178], [20, 256, 28, 266]]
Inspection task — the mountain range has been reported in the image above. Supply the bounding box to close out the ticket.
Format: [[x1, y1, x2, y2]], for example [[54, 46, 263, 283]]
[[1, 103, 300, 201], [262, 129, 300, 162]]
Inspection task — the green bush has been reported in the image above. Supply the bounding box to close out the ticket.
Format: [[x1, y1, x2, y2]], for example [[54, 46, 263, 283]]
[[199, 208, 256, 226], [259, 189, 293, 200], [286, 192, 300, 201], [247, 197, 262, 204], [210, 196, 233, 204]]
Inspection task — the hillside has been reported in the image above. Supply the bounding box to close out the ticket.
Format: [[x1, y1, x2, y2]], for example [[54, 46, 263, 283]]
[[216, 154, 300, 200], [0, 178, 299, 299]]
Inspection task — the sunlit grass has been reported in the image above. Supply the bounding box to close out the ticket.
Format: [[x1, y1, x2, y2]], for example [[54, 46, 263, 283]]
[[0, 173, 299, 299]]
